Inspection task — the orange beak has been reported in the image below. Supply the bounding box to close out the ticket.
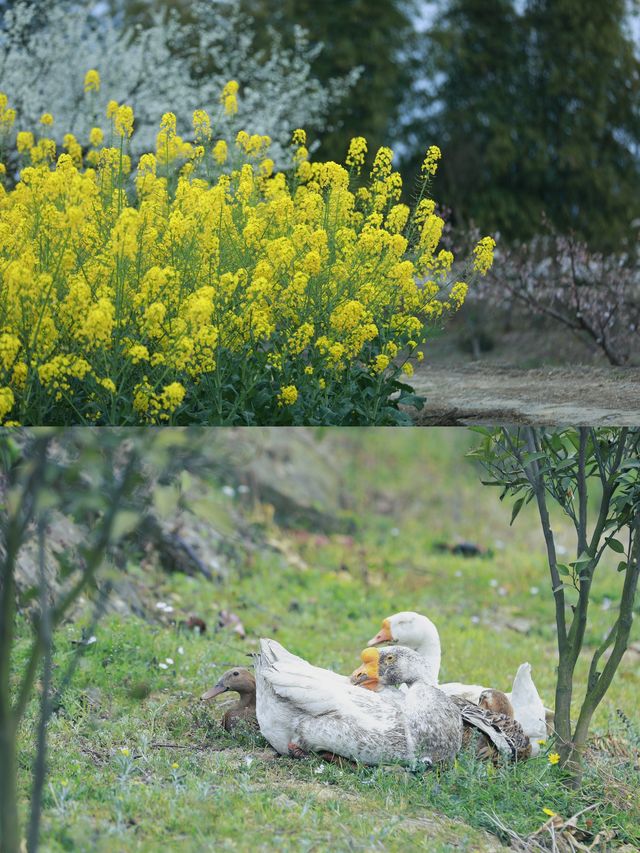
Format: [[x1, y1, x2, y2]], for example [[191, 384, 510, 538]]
[[350, 648, 380, 691], [201, 683, 227, 701], [367, 618, 393, 647]]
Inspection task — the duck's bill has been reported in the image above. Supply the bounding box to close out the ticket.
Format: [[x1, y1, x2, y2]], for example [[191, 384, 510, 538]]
[[201, 684, 227, 701], [350, 665, 369, 685], [350, 665, 379, 691], [367, 624, 392, 646]]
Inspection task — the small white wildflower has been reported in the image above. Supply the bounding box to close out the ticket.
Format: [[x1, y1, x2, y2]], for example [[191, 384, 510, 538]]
[[454, 570, 462, 578], [471, 615, 480, 624], [177, 646, 184, 655], [489, 579, 498, 588], [498, 586, 507, 597], [163, 605, 174, 614], [156, 601, 168, 610], [314, 764, 325, 774], [243, 756, 254, 768], [222, 485, 235, 497], [86, 636, 97, 645], [390, 527, 400, 537], [530, 586, 539, 595], [165, 658, 174, 665], [158, 662, 168, 670], [238, 484, 250, 494]]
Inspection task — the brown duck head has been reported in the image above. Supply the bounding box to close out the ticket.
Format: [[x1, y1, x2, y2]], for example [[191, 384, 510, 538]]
[[201, 667, 256, 702]]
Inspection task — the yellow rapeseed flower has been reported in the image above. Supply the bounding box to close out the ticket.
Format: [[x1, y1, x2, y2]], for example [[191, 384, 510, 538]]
[[0, 93, 16, 132], [346, 136, 368, 171], [292, 128, 306, 146], [89, 127, 104, 147], [40, 113, 54, 127], [473, 236, 496, 276], [548, 752, 560, 765], [278, 385, 298, 406], [16, 131, 34, 153], [114, 105, 134, 139], [421, 145, 441, 176], [192, 109, 212, 142], [0, 387, 15, 422], [221, 80, 239, 116], [0, 84, 486, 425], [84, 69, 100, 93]]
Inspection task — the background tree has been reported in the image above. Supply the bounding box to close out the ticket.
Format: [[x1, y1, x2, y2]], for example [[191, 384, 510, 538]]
[[411, 0, 640, 249], [403, 0, 532, 236], [471, 427, 640, 781], [239, 0, 417, 162], [525, 0, 640, 250]]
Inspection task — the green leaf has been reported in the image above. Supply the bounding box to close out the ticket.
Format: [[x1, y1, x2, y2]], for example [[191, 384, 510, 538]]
[[510, 497, 525, 526], [607, 537, 625, 554], [111, 510, 141, 541], [556, 563, 571, 577], [521, 451, 547, 465], [153, 485, 180, 520], [617, 561, 628, 573]]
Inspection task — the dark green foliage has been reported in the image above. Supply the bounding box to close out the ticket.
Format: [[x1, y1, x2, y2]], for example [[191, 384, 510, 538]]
[[239, 0, 417, 163], [409, 0, 640, 249]]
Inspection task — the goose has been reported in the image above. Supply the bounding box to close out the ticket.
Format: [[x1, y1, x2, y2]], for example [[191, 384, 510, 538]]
[[352, 650, 531, 764], [254, 639, 462, 767], [201, 667, 258, 732], [368, 611, 547, 751]]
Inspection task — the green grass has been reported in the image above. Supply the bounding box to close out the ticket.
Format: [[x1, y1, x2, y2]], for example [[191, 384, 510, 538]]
[[12, 429, 640, 850]]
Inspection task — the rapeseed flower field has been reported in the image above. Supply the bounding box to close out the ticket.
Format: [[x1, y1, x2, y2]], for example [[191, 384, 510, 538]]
[[0, 77, 495, 425]]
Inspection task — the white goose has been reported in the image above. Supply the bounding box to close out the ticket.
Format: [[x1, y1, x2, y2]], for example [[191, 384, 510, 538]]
[[254, 639, 462, 766], [368, 612, 548, 751]]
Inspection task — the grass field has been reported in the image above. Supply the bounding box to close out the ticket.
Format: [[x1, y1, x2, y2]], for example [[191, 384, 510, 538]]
[[12, 429, 640, 850]]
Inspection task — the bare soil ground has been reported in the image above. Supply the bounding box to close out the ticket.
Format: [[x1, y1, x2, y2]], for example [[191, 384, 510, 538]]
[[410, 313, 640, 425], [412, 364, 640, 425]]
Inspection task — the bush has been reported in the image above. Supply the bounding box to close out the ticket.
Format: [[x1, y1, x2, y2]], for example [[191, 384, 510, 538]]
[[0, 87, 495, 425]]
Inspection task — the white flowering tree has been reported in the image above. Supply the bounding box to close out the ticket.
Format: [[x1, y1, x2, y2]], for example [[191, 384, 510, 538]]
[[0, 0, 359, 165]]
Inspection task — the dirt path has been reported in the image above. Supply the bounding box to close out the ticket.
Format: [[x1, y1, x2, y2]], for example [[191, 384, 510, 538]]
[[411, 364, 640, 425]]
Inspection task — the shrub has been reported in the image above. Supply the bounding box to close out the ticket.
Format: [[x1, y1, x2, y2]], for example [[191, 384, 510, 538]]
[[0, 89, 495, 425]]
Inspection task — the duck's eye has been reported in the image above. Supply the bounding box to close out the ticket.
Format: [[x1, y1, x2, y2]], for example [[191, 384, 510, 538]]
[[232, 670, 239, 676], [385, 654, 394, 663]]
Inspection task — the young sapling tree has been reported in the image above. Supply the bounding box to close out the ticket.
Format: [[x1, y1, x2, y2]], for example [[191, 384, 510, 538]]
[[471, 427, 640, 780]]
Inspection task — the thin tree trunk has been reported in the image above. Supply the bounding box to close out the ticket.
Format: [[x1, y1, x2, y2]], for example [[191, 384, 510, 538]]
[[0, 717, 19, 853], [27, 520, 53, 853], [0, 529, 20, 853]]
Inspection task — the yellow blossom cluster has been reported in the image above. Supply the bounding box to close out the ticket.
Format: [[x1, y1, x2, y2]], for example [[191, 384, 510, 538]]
[[473, 236, 497, 275], [0, 82, 495, 425]]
